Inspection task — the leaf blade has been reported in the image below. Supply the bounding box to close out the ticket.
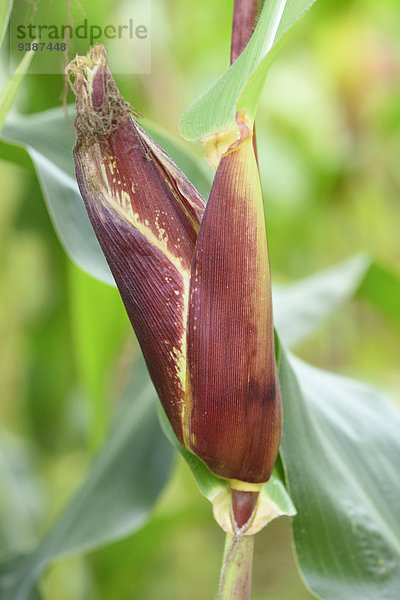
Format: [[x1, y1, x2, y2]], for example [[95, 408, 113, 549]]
[[180, 0, 318, 142], [279, 347, 400, 599]]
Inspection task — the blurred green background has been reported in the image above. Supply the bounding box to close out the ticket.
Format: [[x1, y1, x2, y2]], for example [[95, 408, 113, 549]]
[[1, 0, 399, 598]]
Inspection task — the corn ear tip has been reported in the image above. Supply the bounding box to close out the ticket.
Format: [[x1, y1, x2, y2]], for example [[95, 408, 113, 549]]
[[65, 44, 107, 83], [66, 44, 141, 145]]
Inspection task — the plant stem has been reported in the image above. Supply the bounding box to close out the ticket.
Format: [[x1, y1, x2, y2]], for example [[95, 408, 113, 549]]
[[230, 0, 260, 64], [216, 534, 255, 600], [215, 6, 260, 599], [230, 0, 260, 164]]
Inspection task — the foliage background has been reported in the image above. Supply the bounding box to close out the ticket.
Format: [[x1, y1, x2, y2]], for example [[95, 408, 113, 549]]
[[0, 0, 399, 598]]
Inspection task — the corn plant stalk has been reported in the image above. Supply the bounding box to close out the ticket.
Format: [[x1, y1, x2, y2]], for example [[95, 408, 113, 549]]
[[230, 0, 261, 63], [215, 3, 262, 598], [217, 535, 255, 600], [231, 0, 260, 165]]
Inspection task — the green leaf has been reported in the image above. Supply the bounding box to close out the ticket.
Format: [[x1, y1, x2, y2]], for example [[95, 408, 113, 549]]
[[1, 108, 210, 284], [280, 347, 400, 599], [273, 255, 400, 348], [0, 50, 34, 130], [0, 0, 13, 49], [0, 358, 175, 600], [180, 0, 318, 142]]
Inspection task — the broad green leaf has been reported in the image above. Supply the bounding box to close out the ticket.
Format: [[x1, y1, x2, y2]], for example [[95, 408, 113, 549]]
[[0, 358, 175, 600], [0, 50, 34, 129], [1, 108, 210, 284], [180, 0, 318, 143], [280, 348, 400, 599], [0, 0, 13, 49], [68, 262, 129, 449], [273, 255, 400, 348], [158, 404, 295, 536]]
